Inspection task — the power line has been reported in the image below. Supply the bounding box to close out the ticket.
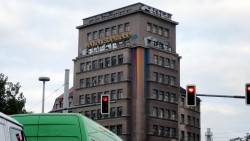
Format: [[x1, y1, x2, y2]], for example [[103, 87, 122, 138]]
[[27, 83, 65, 111]]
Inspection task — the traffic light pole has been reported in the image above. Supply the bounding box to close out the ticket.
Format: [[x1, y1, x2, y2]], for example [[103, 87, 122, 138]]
[[197, 94, 245, 99]]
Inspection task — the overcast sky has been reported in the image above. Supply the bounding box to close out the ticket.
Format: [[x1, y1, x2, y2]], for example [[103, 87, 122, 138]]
[[1, 0, 250, 140]]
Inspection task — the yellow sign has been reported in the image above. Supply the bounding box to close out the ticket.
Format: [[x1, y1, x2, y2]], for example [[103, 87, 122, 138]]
[[85, 32, 131, 48]]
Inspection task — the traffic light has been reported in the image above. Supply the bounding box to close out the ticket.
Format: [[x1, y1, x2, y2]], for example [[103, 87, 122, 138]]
[[246, 83, 250, 105], [101, 95, 110, 114], [186, 85, 196, 106]]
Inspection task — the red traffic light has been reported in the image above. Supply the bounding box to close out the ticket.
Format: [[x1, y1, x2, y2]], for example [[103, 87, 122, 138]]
[[186, 85, 196, 106], [247, 85, 250, 91], [101, 95, 110, 114], [246, 83, 250, 105], [102, 96, 108, 102], [188, 87, 195, 93]]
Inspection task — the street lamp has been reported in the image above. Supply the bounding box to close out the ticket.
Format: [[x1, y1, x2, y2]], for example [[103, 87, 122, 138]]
[[39, 77, 50, 113]]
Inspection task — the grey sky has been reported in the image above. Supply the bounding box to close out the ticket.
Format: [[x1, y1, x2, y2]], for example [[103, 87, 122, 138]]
[[1, 0, 250, 140]]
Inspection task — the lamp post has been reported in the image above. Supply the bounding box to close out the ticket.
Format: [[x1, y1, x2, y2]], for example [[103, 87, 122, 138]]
[[39, 77, 50, 113]]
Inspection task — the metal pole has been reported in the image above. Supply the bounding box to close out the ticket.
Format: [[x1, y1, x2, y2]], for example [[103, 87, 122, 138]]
[[197, 94, 245, 99], [63, 69, 70, 113], [42, 81, 45, 113]]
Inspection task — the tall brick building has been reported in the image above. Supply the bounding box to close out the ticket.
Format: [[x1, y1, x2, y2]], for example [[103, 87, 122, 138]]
[[52, 3, 201, 141]]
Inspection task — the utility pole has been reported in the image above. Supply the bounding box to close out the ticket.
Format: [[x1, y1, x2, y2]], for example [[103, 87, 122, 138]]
[[205, 128, 213, 141]]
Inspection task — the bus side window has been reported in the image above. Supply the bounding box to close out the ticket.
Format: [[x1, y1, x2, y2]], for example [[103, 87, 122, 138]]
[[10, 128, 23, 141]]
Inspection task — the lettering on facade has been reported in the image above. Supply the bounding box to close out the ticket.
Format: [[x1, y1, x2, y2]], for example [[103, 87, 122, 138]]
[[143, 36, 172, 52], [140, 5, 171, 20]]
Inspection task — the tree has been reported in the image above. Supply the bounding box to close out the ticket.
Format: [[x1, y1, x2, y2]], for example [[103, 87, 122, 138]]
[[0, 73, 28, 115]]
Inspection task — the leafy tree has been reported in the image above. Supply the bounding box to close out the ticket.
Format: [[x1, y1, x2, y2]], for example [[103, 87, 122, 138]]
[[0, 73, 27, 114]]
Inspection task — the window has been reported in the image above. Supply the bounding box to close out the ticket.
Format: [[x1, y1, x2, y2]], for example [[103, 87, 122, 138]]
[[59, 101, 63, 108], [86, 78, 90, 87], [153, 72, 158, 82], [152, 107, 157, 117], [86, 94, 91, 104], [181, 114, 185, 124], [152, 24, 157, 33], [159, 56, 163, 66], [164, 127, 169, 137], [170, 77, 176, 85], [147, 23, 152, 31], [98, 92, 102, 103], [170, 128, 176, 138], [197, 118, 200, 127], [104, 91, 109, 95], [80, 95, 85, 104], [164, 28, 169, 37], [158, 73, 163, 83], [80, 63, 85, 72], [111, 56, 116, 66], [98, 75, 104, 85], [117, 89, 123, 99], [93, 31, 98, 39], [99, 59, 104, 68], [164, 75, 169, 85], [158, 108, 163, 118], [80, 79, 85, 88], [164, 92, 169, 102], [117, 125, 122, 134], [85, 111, 90, 117], [153, 125, 157, 135], [188, 116, 191, 125], [154, 55, 158, 64], [69, 102, 72, 107], [87, 32, 92, 40], [110, 125, 116, 133], [92, 60, 97, 70], [164, 58, 170, 67], [153, 89, 158, 99], [111, 73, 116, 83], [170, 60, 175, 69], [197, 134, 200, 141], [10, 128, 24, 141], [111, 26, 116, 35], [92, 93, 97, 103], [181, 131, 185, 140], [159, 126, 164, 136], [164, 109, 169, 119], [97, 109, 102, 119], [117, 107, 122, 117], [111, 90, 116, 100], [118, 72, 123, 81], [110, 107, 116, 117], [105, 28, 111, 36], [170, 93, 176, 103], [105, 57, 111, 67], [118, 54, 123, 64], [86, 61, 91, 71], [118, 24, 124, 33], [125, 23, 130, 31], [193, 133, 196, 141], [91, 110, 96, 119], [158, 91, 164, 101], [99, 29, 104, 38], [159, 26, 163, 35], [92, 76, 97, 86]]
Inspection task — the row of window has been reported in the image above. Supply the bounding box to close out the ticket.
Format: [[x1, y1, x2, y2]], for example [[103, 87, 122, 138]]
[[180, 97, 200, 112], [180, 114, 200, 127], [83, 106, 123, 120], [79, 89, 123, 105], [80, 54, 123, 72], [152, 89, 176, 103], [153, 125, 176, 138], [152, 107, 177, 120], [80, 72, 124, 88], [147, 22, 169, 37], [153, 55, 176, 69], [104, 124, 123, 135], [87, 23, 130, 40], [180, 131, 200, 141], [153, 72, 176, 85]]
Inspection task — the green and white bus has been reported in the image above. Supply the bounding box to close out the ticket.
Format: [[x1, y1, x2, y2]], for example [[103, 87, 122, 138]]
[[12, 113, 123, 141]]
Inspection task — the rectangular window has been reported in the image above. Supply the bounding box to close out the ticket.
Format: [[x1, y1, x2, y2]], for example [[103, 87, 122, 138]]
[[193, 117, 196, 126], [105, 57, 111, 67], [125, 23, 130, 32], [117, 125, 122, 134], [111, 56, 116, 66], [80, 79, 85, 88], [105, 28, 111, 36], [187, 132, 191, 141], [117, 107, 122, 117], [93, 31, 98, 39], [164, 109, 169, 119], [159, 56, 163, 66], [111, 90, 116, 100], [164, 75, 169, 85], [170, 128, 176, 138], [104, 74, 110, 84], [164, 127, 169, 137], [158, 108, 163, 118], [153, 89, 158, 99], [153, 125, 158, 135], [188, 116, 191, 125], [99, 29, 104, 38], [152, 24, 157, 33], [117, 89, 123, 99], [153, 72, 158, 81], [118, 72, 123, 81], [98, 75, 104, 85], [92, 60, 97, 70], [85, 111, 90, 117], [87, 32, 92, 40], [159, 26, 163, 35], [97, 109, 102, 119], [170, 77, 176, 85], [154, 55, 158, 64], [98, 92, 102, 103], [92, 76, 97, 86], [92, 93, 97, 103], [197, 118, 200, 127], [99, 59, 104, 68], [118, 54, 123, 64], [170, 93, 176, 103], [86, 61, 91, 71], [181, 114, 185, 124], [110, 125, 116, 133], [164, 92, 169, 102], [181, 131, 185, 140], [158, 91, 164, 101], [111, 73, 116, 83], [86, 94, 91, 104], [110, 107, 116, 117], [86, 78, 90, 87], [164, 28, 169, 37], [164, 58, 170, 67], [80, 63, 85, 72], [153, 107, 157, 117], [159, 126, 164, 136], [158, 73, 163, 83], [91, 110, 96, 119], [118, 24, 124, 33], [111, 26, 116, 35], [170, 60, 175, 69], [147, 23, 152, 32], [79, 95, 85, 104]]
